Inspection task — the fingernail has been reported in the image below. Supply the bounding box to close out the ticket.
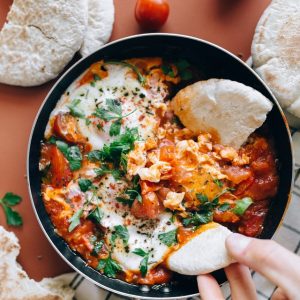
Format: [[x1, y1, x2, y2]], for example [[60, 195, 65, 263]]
[[226, 233, 251, 254]]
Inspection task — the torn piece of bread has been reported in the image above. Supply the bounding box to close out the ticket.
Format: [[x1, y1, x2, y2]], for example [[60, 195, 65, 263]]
[[171, 79, 273, 149], [80, 0, 115, 57], [0, 0, 88, 87], [252, 0, 300, 118], [0, 226, 75, 300], [167, 223, 234, 275]]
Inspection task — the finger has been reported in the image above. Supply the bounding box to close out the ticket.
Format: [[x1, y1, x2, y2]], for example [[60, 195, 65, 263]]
[[197, 274, 224, 300], [225, 263, 257, 300], [271, 287, 289, 300], [226, 233, 300, 299]]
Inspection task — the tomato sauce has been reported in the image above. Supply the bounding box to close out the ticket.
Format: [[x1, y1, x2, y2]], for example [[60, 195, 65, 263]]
[[40, 57, 279, 286]]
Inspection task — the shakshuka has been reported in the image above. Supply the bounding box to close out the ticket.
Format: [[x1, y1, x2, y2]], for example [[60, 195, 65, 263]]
[[39, 58, 279, 284]]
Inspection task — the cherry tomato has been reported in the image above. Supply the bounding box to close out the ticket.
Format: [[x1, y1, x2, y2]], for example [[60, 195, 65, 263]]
[[135, 0, 170, 31], [131, 192, 162, 219], [53, 113, 86, 144], [42, 144, 72, 188]]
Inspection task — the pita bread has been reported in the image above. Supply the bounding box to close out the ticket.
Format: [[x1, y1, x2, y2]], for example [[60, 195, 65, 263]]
[[0, 0, 88, 87], [167, 223, 234, 275], [0, 226, 75, 300], [80, 0, 115, 57], [171, 79, 273, 149], [252, 0, 300, 118]]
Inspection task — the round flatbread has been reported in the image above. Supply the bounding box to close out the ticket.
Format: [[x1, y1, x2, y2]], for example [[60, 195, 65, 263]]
[[0, 226, 75, 300], [80, 0, 115, 57], [252, 0, 300, 118], [167, 223, 234, 275], [171, 79, 273, 149], [0, 0, 88, 87]]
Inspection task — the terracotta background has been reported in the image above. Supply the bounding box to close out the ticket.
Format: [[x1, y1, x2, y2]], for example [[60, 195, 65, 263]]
[[0, 0, 271, 280]]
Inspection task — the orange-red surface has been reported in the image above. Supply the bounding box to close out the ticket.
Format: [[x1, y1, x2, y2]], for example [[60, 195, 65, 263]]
[[0, 0, 271, 280]]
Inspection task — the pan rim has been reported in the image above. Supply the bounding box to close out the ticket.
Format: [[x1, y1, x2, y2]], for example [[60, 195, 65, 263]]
[[26, 32, 294, 299]]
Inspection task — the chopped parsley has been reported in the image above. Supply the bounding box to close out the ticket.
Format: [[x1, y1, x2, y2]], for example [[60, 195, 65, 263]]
[[68, 208, 83, 232], [212, 187, 235, 202], [93, 99, 136, 136], [116, 175, 142, 205], [94, 165, 123, 180], [78, 178, 93, 192], [56, 140, 82, 171], [158, 229, 178, 247], [105, 61, 146, 86], [87, 150, 102, 162], [67, 99, 85, 118], [87, 127, 139, 166], [94, 99, 122, 122], [183, 188, 237, 227], [87, 207, 103, 224], [93, 74, 101, 81], [174, 59, 193, 80], [182, 211, 213, 227], [97, 255, 122, 278], [218, 203, 231, 212], [132, 248, 150, 277], [162, 64, 175, 77], [111, 225, 129, 247], [91, 240, 104, 257], [162, 59, 193, 81], [196, 193, 209, 203], [232, 197, 253, 216], [213, 179, 224, 188], [109, 119, 122, 136], [66, 146, 82, 171], [0, 192, 23, 226]]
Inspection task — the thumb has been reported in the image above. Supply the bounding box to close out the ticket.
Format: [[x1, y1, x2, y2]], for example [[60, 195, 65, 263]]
[[226, 233, 300, 299]]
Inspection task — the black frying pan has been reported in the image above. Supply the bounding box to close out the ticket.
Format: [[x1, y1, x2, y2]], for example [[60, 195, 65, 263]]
[[27, 34, 293, 299]]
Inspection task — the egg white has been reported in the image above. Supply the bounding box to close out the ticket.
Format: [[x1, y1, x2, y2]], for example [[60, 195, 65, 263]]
[[47, 64, 163, 148], [46, 61, 175, 274]]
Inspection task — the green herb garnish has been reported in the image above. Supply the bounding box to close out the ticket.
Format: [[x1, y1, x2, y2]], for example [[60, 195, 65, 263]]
[[116, 175, 141, 205], [162, 59, 193, 81], [213, 179, 224, 188], [111, 225, 129, 246], [78, 178, 93, 192], [132, 248, 150, 277], [184, 188, 235, 227], [91, 240, 104, 256], [68, 208, 83, 232], [87, 207, 103, 224], [97, 255, 122, 278], [105, 61, 146, 86], [212, 187, 235, 202], [174, 59, 193, 80], [196, 193, 209, 204], [182, 211, 213, 227], [218, 203, 231, 212], [94, 165, 123, 180], [109, 119, 122, 136], [87, 150, 102, 162], [56, 141, 82, 171], [94, 99, 136, 136], [87, 127, 139, 165], [56, 140, 68, 155], [66, 146, 82, 171], [158, 229, 178, 247], [94, 99, 122, 121], [162, 64, 175, 77], [0, 193, 23, 226], [232, 197, 253, 216], [67, 99, 85, 118]]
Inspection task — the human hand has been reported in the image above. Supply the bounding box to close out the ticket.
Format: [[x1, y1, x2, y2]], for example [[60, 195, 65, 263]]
[[197, 233, 300, 300]]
